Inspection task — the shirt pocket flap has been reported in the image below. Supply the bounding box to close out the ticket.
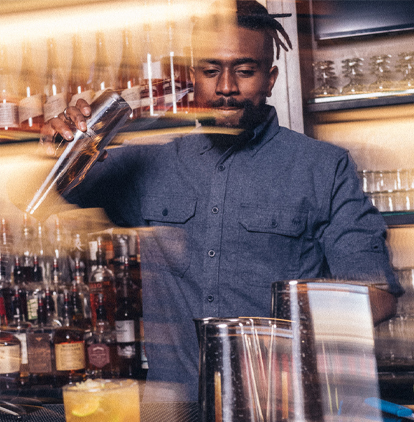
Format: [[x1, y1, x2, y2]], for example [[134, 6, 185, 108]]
[[141, 195, 197, 223], [240, 207, 307, 237]]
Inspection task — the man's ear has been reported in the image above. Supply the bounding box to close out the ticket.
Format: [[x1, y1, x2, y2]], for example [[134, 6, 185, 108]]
[[266, 66, 279, 97], [189, 66, 196, 87]]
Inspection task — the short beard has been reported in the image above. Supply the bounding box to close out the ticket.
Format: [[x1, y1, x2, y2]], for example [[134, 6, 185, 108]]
[[196, 98, 269, 130]]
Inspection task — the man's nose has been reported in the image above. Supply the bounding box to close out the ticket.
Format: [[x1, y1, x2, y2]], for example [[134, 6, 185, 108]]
[[216, 69, 238, 96]]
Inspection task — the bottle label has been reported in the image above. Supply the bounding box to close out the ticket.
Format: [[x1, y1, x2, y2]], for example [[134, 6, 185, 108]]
[[27, 296, 38, 321], [69, 90, 94, 107], [43, 93, 66, 122], [115, 320, 135, 343], [87, 343, 110, 368], [121, 86, 140, 110], [27, 333, 52, 373], [0, 344, 20, 374], [14, 333, 28, 365], [117, 343, 136, 359], [55, 341, 85, 371], [0, 103, 18, 128], [19, 94, 43, 124]]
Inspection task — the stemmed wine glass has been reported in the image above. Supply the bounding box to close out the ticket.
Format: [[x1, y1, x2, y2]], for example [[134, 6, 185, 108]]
[[311, 60, 339, 97], [341, 58, 365, 94], [368, 54, 394, 92], [395, 52, 414, 90]]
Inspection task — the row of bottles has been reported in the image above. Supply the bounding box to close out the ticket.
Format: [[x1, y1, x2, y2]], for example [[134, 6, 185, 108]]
[[0, 27, 194, 134], [0, 215, 147, 390]]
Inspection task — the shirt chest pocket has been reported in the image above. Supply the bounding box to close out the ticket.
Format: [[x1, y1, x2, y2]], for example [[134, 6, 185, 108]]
[[140, 195, 197, 277], [236, 206, 308, 286]]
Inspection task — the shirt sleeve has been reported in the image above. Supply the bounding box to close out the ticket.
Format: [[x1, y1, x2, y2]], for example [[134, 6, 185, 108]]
[[320, 152, 403, 296]]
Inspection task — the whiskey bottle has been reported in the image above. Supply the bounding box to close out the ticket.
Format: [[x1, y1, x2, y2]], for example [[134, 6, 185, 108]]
[[89, 238, 116, 328], [118, 28, 141, 120], [0, 312, 21, 390], [43, 38, 67, 123], [0, 44, 19, 132], [26, 255, 43, 324], [1, 218, 14, 281], [115, 273, 141, 379], [68, 34, 93, 107], [18, 40, 44, 132], [27, 293, 55, 386], [0, 254, 13, 325], [70, 281, 86, 329], [86, 293, 118, 379], [53, 291, 86, 386]]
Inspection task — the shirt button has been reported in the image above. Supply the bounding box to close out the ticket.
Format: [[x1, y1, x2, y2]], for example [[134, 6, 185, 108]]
[[207, 295, 214, 302], [212, 206, 219, 214], [162, 208, 169, 216], [208, 250, 216, 257], [218, 165, 225, 172]]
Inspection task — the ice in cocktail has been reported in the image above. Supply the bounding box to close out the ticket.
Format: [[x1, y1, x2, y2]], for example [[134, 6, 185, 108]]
[[63, 378, 140, 422]]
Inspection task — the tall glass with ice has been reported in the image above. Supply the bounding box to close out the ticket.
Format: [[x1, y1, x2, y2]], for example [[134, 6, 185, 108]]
[[62, 379, 140, 422]]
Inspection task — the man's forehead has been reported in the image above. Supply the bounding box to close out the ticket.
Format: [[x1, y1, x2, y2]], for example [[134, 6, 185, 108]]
[[192, 25, 268, 62]]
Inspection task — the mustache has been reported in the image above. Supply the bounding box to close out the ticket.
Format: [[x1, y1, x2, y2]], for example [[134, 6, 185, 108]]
[[208, 97, 246, 108]]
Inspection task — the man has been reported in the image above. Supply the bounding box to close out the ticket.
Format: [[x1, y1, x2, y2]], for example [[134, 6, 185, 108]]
[[42, 0, 402, 402]]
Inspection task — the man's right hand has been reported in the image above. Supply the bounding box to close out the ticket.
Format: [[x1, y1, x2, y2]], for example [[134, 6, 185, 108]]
[[40, 99, 92, 155]]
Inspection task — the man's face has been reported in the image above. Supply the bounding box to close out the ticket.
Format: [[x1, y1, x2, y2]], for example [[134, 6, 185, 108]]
[[190, 25, 278, 129]]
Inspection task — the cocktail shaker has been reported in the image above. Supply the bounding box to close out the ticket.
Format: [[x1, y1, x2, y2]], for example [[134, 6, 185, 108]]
[[25, 89, 132, 220]]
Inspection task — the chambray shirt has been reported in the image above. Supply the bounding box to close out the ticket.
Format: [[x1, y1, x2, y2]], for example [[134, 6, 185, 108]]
[[66, 105, 402, 401]]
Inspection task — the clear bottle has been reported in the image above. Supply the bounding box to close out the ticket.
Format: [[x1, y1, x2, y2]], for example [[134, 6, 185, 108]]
[[18, 40, 44, 132], [27, 293, 55, 386], [44, 284, 61, 328], [86, 293, 118, 379], [118, 28, 141, 120], [73, 257, 92, 329], [20, 213, 34, 284], [89, 238, 116, 328], [0, 44, 19, 131], [8, 287, 31, 386], [13, 256, 29, 324], [68, 33, 93, 107], [1, 218, 14, 281], [69, 232, 89, 285], [51, 258, 67, 320], [52, 218, 69, 284], [53, 291, 86, 386], [43, 38, 67, 123], [26, 254, 43, 324], [115, 270, 142, 379], [91, 31, 114, 100]]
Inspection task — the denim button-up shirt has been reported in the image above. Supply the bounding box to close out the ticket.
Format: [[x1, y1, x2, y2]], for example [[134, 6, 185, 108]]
[[67, 105, 402, 401]]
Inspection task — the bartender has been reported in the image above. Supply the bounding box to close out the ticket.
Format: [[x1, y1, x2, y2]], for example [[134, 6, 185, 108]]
[[40, 0, 402, 402]]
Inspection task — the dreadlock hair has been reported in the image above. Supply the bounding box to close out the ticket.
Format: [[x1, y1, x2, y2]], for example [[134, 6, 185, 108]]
[[192, 0, 292, 67]]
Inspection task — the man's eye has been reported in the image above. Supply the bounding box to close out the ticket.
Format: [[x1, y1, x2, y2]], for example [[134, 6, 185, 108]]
[[202, 69, 219, 77], [236, 69, 255, 77]]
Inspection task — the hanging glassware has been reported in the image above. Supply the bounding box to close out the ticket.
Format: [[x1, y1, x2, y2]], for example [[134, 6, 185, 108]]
[[368, 54, 394, 92], [395, 52, 414, 90]]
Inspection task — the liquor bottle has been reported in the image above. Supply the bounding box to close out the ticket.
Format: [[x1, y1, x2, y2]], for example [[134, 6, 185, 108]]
[[33, 222, 51, 283], [1, 218, 14, 281], [140, 21, 163, 116], [86, 293, 118, 379], [118, 28, 141, 120], [68, 33, 93, 107], [91, 32, 114, 100], [73, 257, 92, 329], [115, 271, 142, 379], [71, 281, 86, 329], [51, 258, 67, 320], [44, 284, 61, 328], [0, 45, 19, 132], [21, 213, 34, 283], [26, 254, 43, 324], [18, 41, 44, 132], [13, 256, 29, 324], [8, 288, 31, 386], [53, 291, 86, 386], [69, 232, 89, 284], [0, 253, 13, 325], [43, 38, 67, 123], [89, 238, 116, 328], [0, 313, 21, 390], [27, 293, 55, 386], [52, 218, 69, 284]]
